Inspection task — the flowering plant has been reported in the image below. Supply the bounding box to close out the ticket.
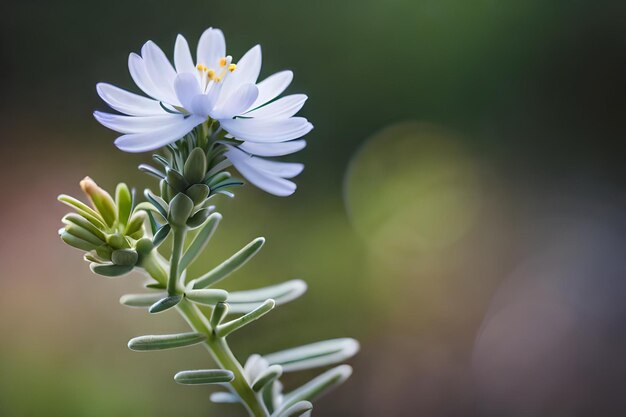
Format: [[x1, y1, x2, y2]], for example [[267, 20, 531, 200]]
[[58, 28, 358, 417]]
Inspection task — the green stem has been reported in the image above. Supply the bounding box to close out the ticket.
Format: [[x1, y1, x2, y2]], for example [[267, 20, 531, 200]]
[[168, 226, 186, 295], [177, 300, 269, 417]]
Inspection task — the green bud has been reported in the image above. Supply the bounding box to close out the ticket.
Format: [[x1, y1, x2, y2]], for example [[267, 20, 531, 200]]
[[185, 184, 210, 205], [135, 237, 153, 255], [183, 147, 208, 184], [125, 212, 147, 236], [112, 249, 139, 266], [106, 233, 129, 249], [186, 208, 211, 229], [80, 177, 117, 227], [115, 183, 133, 226], [166, 168, 189, 193], [168, 193, 194, 227]]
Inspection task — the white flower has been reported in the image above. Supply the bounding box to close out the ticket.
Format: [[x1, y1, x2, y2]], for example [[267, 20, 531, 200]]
[[94, 28, 313, 196]]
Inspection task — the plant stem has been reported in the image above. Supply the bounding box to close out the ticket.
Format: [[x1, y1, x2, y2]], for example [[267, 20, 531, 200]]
[[168, 226, 186, 295], [177, 300, 269, 417]]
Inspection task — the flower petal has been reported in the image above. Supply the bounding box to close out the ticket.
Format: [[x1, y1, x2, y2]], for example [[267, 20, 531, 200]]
[[128, 53, 167, 102], [96, 83, 164, 116], [114, 115, 204, 153], [174, 34, 196, 74], [250, 70, 293, 109], [225, 146, 297, 196], [239, 140, 307, 157], [174, 73, 202, 112], [221, 45, 262, 100], [141, 41, 179, 105], [220, 117, 313, 143], [197, 28, 226, 68], [213, 83, 259, 119], [94, 111, 184, 134], [245, 94, 307, 119], [245, 157, 304, 179]]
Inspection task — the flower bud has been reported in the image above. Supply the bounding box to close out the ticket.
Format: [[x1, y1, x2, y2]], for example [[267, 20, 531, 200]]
[[183, 147, 207, 184], [80, 177, 117, 227], [168, 193, 194, 227]]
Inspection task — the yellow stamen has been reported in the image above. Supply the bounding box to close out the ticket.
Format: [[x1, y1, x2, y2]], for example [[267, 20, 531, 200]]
[[228, 64, 237, 72], [207, 69, 216, 80], [219, 57, 227, 67], [196, 64, 208, 72]]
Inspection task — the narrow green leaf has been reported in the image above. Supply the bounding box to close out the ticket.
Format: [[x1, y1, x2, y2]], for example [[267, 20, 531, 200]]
[[144, 189, 169, 218], [174, 369, 234, 385], [185, 289, 228, 306], [216, 299, 275, 337], [193, 237, 265, 289], [252, 364, 283, 392], [138, 163, 166, 179], [62, 213, 106, 241], [186, 208, 211, 229], [263, 338, 360, 372], [153, 224, 171, 246], [128, 332, 206, 351], [179, 213, 222, 271], [277, 365, 352, 414], [115, 183, 133, 226], [274, 401, 313, 417], [227, 280, 307, 314], [148, 295, 182, 313], [120, 293, 166, 308], [209, 302, 229, 328], [125, 211, 147, 236], [145, 281, 167, 290], [60, 231, 99, 251], [90, 262, 134, 277], [58, 195, 106, 229], [205, 171, 231, 187]]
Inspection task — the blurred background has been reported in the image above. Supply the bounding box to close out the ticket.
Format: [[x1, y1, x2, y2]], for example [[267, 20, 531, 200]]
[[2, 1, 625, 416]]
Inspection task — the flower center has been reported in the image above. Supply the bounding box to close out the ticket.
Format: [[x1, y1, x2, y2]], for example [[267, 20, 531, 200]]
[[196, 56, 237, 92]]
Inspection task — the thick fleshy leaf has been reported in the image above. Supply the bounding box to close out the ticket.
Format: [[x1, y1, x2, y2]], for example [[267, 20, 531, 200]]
[[263, 339, 360, 372], [96, 83, 164, 116], [210, 392, 240, 404], [179, 213, 222, 271], [252, 364, 283, 392], [153, 224, 171, 246], [148, 295, 182, 313], [58, 195, 106, 229], [115, 183, 133, 226], [227, 280, 307, 314], [277, 365, 353, 413], [185, 289, 228, 306], [120, 293, 166, 308], [128, 332, 206, 351], [192, 237, 265, 289], [220, 117, 313, 143], [216, 299, 275, 337], [174, 369, 234, 385], [90, 262, 134, 277], [62, 213, 106, 241]]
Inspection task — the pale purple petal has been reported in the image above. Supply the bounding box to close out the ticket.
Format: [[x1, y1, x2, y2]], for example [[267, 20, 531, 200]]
[[174, 34, 196, 74], [245, 157, 304, 179], [239, 140, 307, 157], [250, 70, 293, 109], [220, 117, 313, 143], [213, 83, 258, 119], [245, 94, 307, 119], [197, 28, 226, 68], [221, 45, 262, 100], [174, 73, 202, 111], [96, 83, 164, 116], [141, 41, 179, 105], [114, 115, 204, 153], [225, 146, 297, 196], [94, 111, 185, 134], [128, 53, 168, 102]]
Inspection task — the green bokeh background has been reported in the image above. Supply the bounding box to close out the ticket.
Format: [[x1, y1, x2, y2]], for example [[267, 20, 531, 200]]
[[2, 1, 625, 416]]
